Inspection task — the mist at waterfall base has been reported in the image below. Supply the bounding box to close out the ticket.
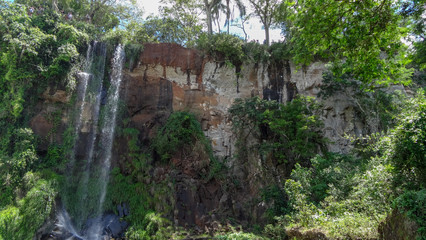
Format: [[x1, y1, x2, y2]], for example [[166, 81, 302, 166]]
[[52, 43, 126, 240]]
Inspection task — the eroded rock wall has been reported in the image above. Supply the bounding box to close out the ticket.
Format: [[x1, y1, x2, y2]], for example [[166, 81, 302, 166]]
[[29, 43, 376, 230]]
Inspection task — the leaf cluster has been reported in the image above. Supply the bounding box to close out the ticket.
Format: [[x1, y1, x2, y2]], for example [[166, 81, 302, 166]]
[[196, 33, 245, 68], [229, 96, 325, 168], [152, 111, 213, 163], [394, 189, 426, 238], [278, 0, 414, 89], [0, 1, 89, 122], [374, 89, 426, 189]]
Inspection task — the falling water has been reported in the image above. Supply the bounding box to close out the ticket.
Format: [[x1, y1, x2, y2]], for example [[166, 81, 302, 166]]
[[85, 44, 125, 239], [58, 43, 125, 240], [66, 41, 95, 175], [59, 41, 108, 239], [76, 41, 107, 226]]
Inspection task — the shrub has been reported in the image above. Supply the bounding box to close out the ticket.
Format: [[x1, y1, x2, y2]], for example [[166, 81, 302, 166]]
[[0, 176, 58, 240], [229, 96, 325, 169], [196, 33, 244, 68], [125, 212, 174, 240], [394, 189, 426, 238], [215, 232, 269, 240], [283, 153, 394, 239], [291, 153, 366, 203], [260, 185, 289, 220], [242, 42, 269, 63], [375, 89, 426, 188], [152, 111, 213, 162]]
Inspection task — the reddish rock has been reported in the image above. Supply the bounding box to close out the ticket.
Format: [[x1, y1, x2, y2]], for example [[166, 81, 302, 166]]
[[141, 43, 204, 79], [30, 113, 53, 139], [42, 89, 70, 103]]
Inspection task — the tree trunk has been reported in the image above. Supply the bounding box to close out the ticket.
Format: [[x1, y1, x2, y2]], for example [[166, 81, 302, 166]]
[[226, 0, 230, 33], [204, 0, 213, 34], [265, 25, 270, 45], [242, 19, 248, 41], [52, 0, 59, 12]]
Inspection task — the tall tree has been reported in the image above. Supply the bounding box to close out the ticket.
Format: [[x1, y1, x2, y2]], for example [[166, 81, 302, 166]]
[[230, 0, 250, 40], [400, 0, 426, 69], [223, 0, 245, 34], [160, 0, 203, 46], [204, 0, 222, 34], [248, 0, 280, 45], [212, 0, 225, 32]]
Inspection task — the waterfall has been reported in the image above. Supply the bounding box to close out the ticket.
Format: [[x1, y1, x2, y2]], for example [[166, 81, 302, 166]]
[[86, 44, 125, 239], [76, 41, 106, 227], [59, 43, 125, 240]]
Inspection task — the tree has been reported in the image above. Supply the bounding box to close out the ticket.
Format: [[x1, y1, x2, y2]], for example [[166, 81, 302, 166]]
[[277, 0, 414, 89], [222, 0, 247, 35], [160, 0, 203, 46], [248, 0, 280, 45], [400, 0, 426, 69], [204, 0, 222, 34], [141, 16, 196, 45], [231, 0, 250, 40], [16, 0, 143, 31], [211, 0, 225, 32]]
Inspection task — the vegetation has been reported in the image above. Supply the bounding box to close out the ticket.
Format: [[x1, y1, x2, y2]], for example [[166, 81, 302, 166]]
[[152, 111, 214, 163], [196, 33, 245, 68], [229, 96, 325, 171], [0, 0, 425, 239], [278, 90, 426, 239]]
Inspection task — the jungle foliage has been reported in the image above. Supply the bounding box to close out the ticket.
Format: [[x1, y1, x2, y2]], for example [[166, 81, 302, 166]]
[[0, 0, 425, 239], [229, 96, 325, 170], [280, 90, 426, 239]]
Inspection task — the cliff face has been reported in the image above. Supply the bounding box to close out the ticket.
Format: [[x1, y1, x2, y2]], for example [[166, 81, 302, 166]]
[[29, 43, 374, 229], [116, 43, 371, 227], [122, 43, 369, 157]]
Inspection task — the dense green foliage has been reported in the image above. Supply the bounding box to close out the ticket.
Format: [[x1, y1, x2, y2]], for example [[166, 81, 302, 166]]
[[277, 0, 415, 89], [197, 33, 244, 68], [229, 96, 325, 170], [215, 231, 269, 240], [152, 111, 214, 163], [0, 0, 425, 239], [0, 1, 87, 121], [280, 90, 426, 239], [376, 89, 426, 188], [394, 189, 426, 237]]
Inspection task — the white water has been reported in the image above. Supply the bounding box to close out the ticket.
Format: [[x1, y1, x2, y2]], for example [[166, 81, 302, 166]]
[[58, 44, 125, 240], [60, 42, 124, 240], [86, 44, 125, 239], [77, 42, 107, 225]]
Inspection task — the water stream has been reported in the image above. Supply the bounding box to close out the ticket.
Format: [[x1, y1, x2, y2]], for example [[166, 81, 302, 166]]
[[86, 44, 125, 239], [59, 43, 125, 240]]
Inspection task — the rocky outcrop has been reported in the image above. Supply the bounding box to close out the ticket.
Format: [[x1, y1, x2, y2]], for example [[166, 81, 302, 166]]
[[29, 87, 70, 151]]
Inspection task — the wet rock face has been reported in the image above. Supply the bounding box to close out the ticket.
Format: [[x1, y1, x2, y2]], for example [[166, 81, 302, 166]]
[[120, 43, 271, 228]]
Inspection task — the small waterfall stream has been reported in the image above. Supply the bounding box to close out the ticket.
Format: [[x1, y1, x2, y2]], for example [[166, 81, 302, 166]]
[[58, 43, 125, 240]]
